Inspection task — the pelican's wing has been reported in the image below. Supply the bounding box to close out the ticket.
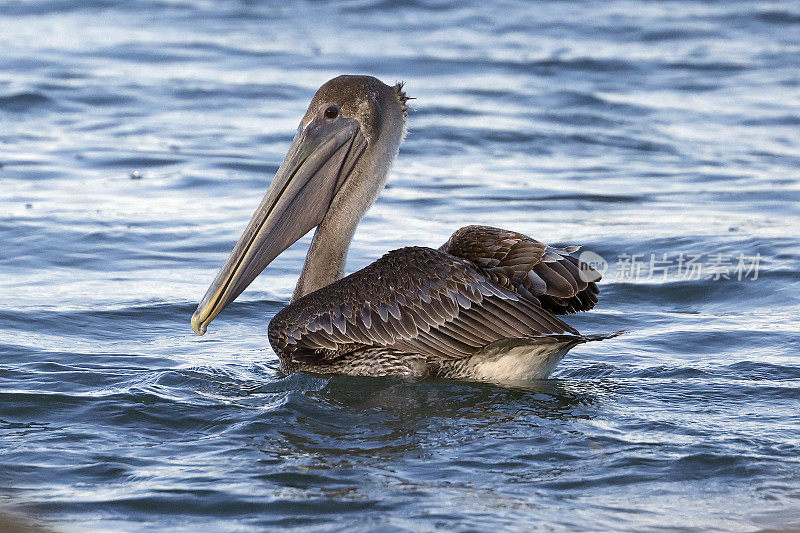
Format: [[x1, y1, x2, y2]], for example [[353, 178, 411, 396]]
[[440, 225, 600, 314], [268, 246, 578, 363]]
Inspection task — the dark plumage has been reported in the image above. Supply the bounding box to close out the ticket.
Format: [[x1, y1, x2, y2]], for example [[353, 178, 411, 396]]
[[192, 75, 619, 383], [270, 229, 604, 376]]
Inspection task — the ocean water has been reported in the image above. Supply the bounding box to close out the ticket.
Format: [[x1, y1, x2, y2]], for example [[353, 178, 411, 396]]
[[1, 0, 800, 530]]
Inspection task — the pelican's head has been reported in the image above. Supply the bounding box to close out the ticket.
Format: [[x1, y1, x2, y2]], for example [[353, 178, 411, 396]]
[[191, 75, 409, 335]]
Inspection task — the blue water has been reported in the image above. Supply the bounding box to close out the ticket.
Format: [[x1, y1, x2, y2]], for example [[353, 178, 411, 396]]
[[1, 0, 800, 530]]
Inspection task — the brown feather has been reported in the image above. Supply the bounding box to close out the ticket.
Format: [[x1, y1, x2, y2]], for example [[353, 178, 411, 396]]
[[269, 246, 578, 366]]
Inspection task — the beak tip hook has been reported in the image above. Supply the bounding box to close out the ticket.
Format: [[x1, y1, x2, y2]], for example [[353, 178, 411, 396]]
[[191, 311, 207, 336]]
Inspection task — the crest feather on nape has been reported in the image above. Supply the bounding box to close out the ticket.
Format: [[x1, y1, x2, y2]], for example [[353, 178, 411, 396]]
[[393, 81, 414, 116]]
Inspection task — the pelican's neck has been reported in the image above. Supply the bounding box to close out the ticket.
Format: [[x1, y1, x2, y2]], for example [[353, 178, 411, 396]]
[[292, 119, 405, 301], [291, 206, 359, 301]]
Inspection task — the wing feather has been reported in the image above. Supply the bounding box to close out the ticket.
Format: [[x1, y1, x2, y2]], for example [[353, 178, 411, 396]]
[[440, 225, 601, 315], [268, 246, 577, 363]]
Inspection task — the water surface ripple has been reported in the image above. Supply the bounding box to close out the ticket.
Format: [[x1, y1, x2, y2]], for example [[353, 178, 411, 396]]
[[1, 1, 799, 531]]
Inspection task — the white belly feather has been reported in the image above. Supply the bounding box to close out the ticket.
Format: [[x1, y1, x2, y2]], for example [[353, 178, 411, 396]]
[[446, 336, 585, 385]]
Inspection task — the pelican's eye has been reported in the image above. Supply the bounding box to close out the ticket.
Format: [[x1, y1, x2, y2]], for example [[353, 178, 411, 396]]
[[324, 106, 339, 120]]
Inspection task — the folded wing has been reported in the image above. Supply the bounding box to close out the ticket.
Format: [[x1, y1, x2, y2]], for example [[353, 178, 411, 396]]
[[269, 246, 579, 365], [440, 225, 600, 314]]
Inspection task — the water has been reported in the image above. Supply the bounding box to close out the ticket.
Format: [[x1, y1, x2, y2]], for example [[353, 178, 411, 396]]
[[1, 0, 799, 530]]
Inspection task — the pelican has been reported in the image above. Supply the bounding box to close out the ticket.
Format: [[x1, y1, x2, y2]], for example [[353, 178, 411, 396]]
[[191, 75, 618, 383]]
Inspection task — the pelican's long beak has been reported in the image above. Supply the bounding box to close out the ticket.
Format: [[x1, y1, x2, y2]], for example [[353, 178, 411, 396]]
[[191, 116, 367, 335]]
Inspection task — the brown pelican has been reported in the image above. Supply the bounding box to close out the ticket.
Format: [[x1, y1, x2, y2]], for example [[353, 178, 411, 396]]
[[191, 75, 618, 383]]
